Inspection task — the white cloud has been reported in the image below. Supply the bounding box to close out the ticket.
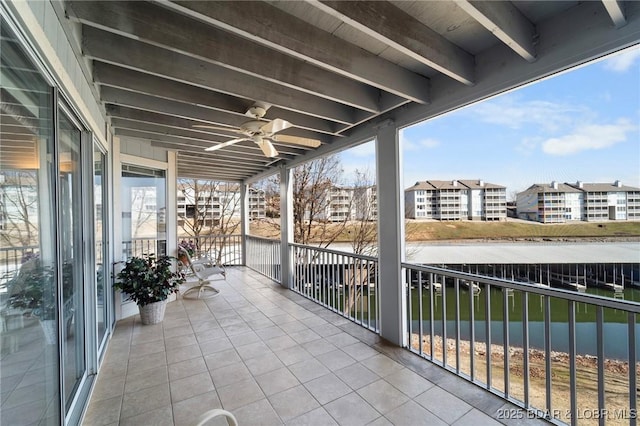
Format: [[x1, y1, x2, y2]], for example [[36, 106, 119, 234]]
[[516, 137, 540, 156], [602, 45, 640, 72], [470, 98, 587, 132], [401, 133, 441, 151], [347, 141, 375, 157], [542, 119, 636, 155], [420, 138, 440, 148]]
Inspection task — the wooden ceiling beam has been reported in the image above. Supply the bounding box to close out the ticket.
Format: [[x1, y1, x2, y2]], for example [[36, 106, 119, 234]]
[[68, 0, 383, 113], [310, 0, 475, 85], [457, 0, 537, 62], [165, 0, 431, 104], [82, 26, 357, 124]]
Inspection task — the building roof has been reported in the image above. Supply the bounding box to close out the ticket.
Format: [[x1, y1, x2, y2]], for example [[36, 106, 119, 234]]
[[566, 181, 640, 192], [518, 181, 640, 196], [457, 179, 505, 189], [518, 183, 582, 195], [405, 179, 504, 192]]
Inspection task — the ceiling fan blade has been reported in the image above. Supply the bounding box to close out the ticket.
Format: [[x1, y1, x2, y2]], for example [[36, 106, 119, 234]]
[[193, 124, 244, 133], [271, 134, 322, 148], [256, 139, 278, 158], [204, 138, 247, 152], [260, 118, 292, 135]]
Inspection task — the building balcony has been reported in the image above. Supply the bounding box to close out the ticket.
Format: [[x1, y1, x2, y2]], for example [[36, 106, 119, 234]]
[[82, 267, 531, 426]]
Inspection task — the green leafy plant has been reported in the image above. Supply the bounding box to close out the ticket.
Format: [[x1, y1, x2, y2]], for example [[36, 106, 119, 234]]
[[7, 260, 73, 320], [113, 255, 185, 306]]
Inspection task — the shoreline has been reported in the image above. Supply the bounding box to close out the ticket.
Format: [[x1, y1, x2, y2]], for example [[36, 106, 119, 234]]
[[411, 334, 638, 425]]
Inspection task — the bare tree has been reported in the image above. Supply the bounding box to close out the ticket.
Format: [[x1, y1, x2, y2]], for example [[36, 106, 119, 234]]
[[177, 179, 216, 239], [177, 179, 242, 264], [0, 171, 39, 248], [347, 168, 377, 256], [343, 168, 377, 314], [253, 156, 349, 246], [292, 155, 349, 246], [130, 187, 159, 238]]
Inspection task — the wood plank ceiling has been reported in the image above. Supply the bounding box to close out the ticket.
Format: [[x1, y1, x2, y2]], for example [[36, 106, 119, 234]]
[[61, 1, 639, 182]]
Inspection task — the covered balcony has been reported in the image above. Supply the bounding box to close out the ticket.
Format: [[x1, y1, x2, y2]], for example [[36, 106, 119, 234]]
[[1, 1, 638, 425]]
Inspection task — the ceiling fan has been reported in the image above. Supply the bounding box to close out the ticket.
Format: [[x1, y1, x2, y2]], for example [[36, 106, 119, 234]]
[[194, 103, 322, 158]]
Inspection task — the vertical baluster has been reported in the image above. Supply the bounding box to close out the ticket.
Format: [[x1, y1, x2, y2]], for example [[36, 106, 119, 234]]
[[455, 277, 460, 374], [429, 272, 435, 361], [568, 301, 577, 426], [629, 312, 637, 426], [469, 278, 475, 382], [442, 273, 447, 367], [523, 292, 530, 408], [544, 295, 552, 416], [367, 260, 372, 330], [407, 268, 413, 352], [596, 305, 605, 426], [486, 283, 492, 389], [503, 286, 510, 398], [418, 270, 423, 357]]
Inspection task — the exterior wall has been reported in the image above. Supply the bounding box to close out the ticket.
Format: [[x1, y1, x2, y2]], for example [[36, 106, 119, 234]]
[[469, 189, 482, 219], [177, 186, 265, 225], [406, 182, 506, 221], [517, 184, 640, 223], [564, 193, 583, 221], [584, 191, 609, 221], [538, 191, 567, 223], [437, 188, 462, 220], [516, 192, 539, 221], [628, 191, 640, 220], [483, 187, 506, 221]]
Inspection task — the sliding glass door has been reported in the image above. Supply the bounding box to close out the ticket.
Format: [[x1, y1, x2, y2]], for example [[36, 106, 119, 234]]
[[57, 110, 86, 411], [94, 144, 108, 348]]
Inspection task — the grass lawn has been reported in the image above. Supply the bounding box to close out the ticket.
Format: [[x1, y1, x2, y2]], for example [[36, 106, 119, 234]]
[[249, 219, 640, 242]]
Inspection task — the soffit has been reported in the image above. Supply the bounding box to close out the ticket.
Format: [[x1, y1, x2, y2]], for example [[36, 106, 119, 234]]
[[53, 0, 639, 182]]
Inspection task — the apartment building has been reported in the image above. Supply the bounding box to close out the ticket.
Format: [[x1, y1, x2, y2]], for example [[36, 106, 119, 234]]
[[324, 185, 378, 222], [516, 180, 640, 223], [177, 183, 266, 227], [405, 179, 507, 221]]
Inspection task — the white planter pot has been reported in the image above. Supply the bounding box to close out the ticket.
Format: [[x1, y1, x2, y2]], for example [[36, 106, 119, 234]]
[[39, 319, 57, 344], [138, 300, 167, 325]]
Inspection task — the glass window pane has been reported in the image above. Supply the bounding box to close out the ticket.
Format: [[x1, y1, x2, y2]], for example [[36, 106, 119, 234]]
[[0, 18, 60, 425], [58, 110, 86, 410], [94, 145, 107, 343], [121, 165, 166, 258]]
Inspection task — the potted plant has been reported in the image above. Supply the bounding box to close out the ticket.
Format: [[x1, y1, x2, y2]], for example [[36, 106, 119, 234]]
[[113, 254, 185, 324], [6, 259, 73, 344]]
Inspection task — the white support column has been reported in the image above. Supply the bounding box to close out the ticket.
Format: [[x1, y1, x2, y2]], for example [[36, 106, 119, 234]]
[[240, 182, 249, 266], [280, 166, 293, 288], [375, 121, 406, 346]]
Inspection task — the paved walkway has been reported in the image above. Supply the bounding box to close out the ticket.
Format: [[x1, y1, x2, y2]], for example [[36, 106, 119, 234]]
[[83, 268, 548, 425]]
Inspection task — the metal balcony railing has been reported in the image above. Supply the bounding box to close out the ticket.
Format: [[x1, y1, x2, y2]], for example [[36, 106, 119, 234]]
[[188, 235, 243, 266], [289, 243, 379, 333], [404, 263, 639, 425], [122, 238, 166, 259], [245, 235, 281, 282], [0, 245, 39, 290], [225, 237, 638, 425]]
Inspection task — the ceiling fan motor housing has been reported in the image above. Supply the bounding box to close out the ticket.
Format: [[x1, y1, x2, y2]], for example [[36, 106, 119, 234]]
[[246, 105, 267, 119]]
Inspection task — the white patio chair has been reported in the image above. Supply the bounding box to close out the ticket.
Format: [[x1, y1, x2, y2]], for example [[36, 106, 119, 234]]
[[192, 408, 237, 426], [178, 247, 226, 299]]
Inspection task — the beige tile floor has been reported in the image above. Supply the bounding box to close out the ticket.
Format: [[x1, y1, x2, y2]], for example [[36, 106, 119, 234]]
[[82, 268, 548, 426]]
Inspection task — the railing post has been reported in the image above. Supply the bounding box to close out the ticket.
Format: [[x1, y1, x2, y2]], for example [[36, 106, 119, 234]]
[[240, 183, 249, 266], [375, 120, 406, 346], [280, 166, 293, 288]]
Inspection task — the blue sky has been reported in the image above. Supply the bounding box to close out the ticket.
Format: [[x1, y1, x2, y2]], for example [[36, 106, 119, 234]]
[[339, 45, 640, 199]]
